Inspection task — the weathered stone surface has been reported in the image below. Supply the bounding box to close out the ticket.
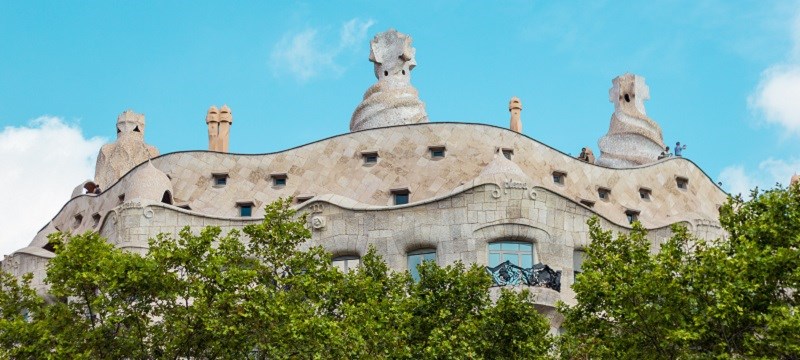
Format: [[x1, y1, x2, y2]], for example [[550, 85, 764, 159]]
[[596, 74, 665, 167], [350, 29, 428, 132], [95, 110, 159, 189], [509, 97, 522, 133]]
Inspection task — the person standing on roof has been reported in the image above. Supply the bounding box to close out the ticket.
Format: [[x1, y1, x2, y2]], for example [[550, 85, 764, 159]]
[[675, 142, 687, 157]]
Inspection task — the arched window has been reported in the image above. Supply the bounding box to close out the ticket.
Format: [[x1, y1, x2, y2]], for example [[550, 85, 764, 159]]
[[332, 255, 360, 272], [407, 249, 436, 281], [488, 241, 534, 268]]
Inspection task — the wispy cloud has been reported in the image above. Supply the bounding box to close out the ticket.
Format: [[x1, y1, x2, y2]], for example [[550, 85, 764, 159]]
[[719, 157, 800, 196], [749, 11, 800, 136], [0, 117, 106, 257], [270, 18, 376, 82]]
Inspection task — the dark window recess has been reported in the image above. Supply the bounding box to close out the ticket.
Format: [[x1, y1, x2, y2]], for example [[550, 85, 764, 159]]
[[271, 174, 287, 186], [43, 241, 57, 253], [502, 149, 514, 160], [237, 202, 254, 217], [553, 171, 567, 185], [639, 188, 652, 200], [73, 214, 83, 228], [362, 152, 378, 164], [598, 188, 610, 200], [177, 204, 191, 210], [391, 188, 410, 205], [212, 173, 228, 186], [92, 213, 101, 228], [118, 194, 125, 204], [429, 146, 446, 158], [161, 191, 173, 205], [296, 196, 314, 203], [625, 210, 640, 224], [573, 250, 586, 276], [676, 177, 689, 189], [579, 199, 595, 208]]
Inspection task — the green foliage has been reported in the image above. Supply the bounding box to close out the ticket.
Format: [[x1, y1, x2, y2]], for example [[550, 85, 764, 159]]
[[559, 184, 800, 359], [0, 198, 553, 359]]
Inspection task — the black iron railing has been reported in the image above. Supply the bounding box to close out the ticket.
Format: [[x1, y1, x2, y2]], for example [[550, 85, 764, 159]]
[[486, 261, 561, 292]]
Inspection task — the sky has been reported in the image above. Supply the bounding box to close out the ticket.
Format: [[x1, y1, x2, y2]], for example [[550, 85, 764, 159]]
[[1, 0, 800, 257]]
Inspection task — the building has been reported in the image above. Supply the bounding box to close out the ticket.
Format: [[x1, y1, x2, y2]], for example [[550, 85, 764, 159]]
[[2, 29, 729, 330]]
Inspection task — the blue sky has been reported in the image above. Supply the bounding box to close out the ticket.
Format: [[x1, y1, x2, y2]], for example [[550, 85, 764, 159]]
[[1, 0, 800, 255]]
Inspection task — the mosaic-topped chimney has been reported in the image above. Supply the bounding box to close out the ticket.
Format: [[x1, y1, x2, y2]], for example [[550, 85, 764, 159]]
[[596, 73, 665, 168], [350, 29, 429, 132]]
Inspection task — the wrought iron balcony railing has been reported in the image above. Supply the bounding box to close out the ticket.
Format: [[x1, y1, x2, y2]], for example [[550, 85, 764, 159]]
[[486, 261, 561, 291]]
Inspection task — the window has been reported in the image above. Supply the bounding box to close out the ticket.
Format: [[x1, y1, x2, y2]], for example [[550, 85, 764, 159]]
[[177, 203, 191, 210], [553, 171, 567, 185], [296, 195, 314, 203], [598, 187, 610, 200], [118, 194, 125, 204], [676, 177, 688, 190], [407, 249, 436, 281], [333, 255, 360, 272], [391, 188, 410, 205], [625, 210, 640, 224], [579, 199, 595, 208], [429, 146, 446, 158], [639, 188, 652, 200], [73, 214, 83, 229], [161, 190, 173, 205], [488, 241, 534, 268], [212, 173, 228, 186], [271, 173, 287, 187], [237, 201, 254, 217], [92, 213, 101, 228], [501, 148, 514, 160], [362, 151, 378, 165], [573, 250, 586, 276]]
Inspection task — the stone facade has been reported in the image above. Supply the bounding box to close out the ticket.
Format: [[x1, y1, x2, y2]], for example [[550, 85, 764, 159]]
[[2, 29, 733, 332]]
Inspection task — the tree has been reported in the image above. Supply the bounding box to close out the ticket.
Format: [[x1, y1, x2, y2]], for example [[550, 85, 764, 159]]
[[0, 198, 555, 359], [559, 184, 800, 359]]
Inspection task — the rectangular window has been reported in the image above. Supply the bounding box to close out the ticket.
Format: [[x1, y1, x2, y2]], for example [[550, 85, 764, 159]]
[[625, 210, 640, 224], [573, 250, 586, 275], [391, 188, 410, 205], [553, 171, 567, 185], [212, 173, 229, 186], [488, 241, 534, 268], [237, 201, 254, 217], [639, 188, 652, 200], [598, 187, 610, 200], [407, 249, 436, 281], [362, 151, 378, 165], [676, 177, 688, 190], [333, 256, 360, 272], [429, 146, 446, 158], [271, 173, 287, 187]]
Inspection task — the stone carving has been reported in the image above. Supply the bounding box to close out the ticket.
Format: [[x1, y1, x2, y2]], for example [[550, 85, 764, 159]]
[[596, 74, 665, 168], [509, 97, 522, 133], [206, 105, 233, 152], [350, 29, 428, 132], [311, 215, 326, 230], [95, 110, 159, 189]]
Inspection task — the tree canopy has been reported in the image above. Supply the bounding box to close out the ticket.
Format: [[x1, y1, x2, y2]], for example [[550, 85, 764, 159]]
[[0, 198, 553, 359], [559, 184, 800, 359]]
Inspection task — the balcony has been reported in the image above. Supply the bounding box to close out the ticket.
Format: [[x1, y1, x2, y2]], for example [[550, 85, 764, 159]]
[[486, 261, 561, 291]]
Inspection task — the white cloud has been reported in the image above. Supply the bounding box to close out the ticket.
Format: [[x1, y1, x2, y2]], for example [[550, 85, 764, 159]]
[[270, 18, 375, 82], [0, 117, 106, 257], [749, 12, 800, 135], [718, 157, 800, 196]]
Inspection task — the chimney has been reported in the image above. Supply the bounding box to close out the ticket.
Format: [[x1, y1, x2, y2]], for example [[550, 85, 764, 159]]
[[509, 96, 522, 133], [206, 106, 220, 151], [218, 105, 233, 153]]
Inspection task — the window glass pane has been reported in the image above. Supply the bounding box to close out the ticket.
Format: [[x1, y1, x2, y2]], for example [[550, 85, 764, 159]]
[[573, 250, 585, 274], [501, 242, 519, 251], [394, 193, 409, 205], [488, 243, 501, 251], [489, 253, 501, 267], [408, 250, 436, 281], [519, 243, 532, 252], [520, 254, 533, 268], [240, 206, 252, 217]]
